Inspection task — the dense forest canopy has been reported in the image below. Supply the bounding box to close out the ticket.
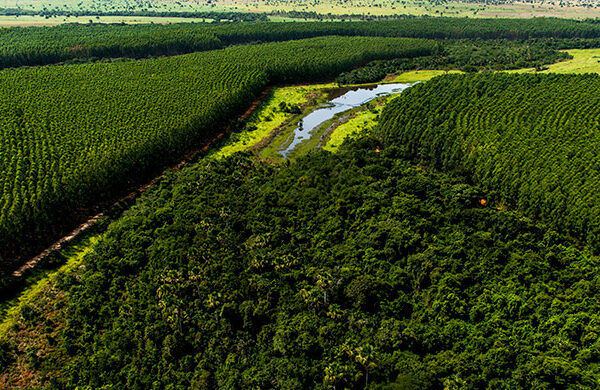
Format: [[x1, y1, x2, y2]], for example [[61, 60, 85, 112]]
[[335, 39, 571, 84], [376, 73, 600, 253], [32, 141, 600, 388]]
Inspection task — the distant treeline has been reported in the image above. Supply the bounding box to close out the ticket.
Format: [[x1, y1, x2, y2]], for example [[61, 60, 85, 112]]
[[377, 73, 600, 252], [336, 39, 571, 84], [2, 18, 600, 69], [268, 10, 421, 20], [209, 18, 600, 42], [0, 8, 268, 22]]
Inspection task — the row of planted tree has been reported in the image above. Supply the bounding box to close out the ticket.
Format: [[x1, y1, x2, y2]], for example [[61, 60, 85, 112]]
[[2, 18, 600, 68], [377, 72, 600, 253], [0, 36, 434, 273]]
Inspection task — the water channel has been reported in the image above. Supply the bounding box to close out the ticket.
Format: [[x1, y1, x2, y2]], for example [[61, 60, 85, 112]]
[[279, 82, 413, 157]]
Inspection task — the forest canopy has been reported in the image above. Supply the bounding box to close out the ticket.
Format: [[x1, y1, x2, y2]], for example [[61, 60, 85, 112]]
[[2, 18, 600, 68], [41, 140, 600, 388], [2, 17, 600, 389], [376, 73, 600, 252]]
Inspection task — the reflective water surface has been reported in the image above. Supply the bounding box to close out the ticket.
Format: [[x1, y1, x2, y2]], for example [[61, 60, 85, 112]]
[[280, 83, 413, 156]]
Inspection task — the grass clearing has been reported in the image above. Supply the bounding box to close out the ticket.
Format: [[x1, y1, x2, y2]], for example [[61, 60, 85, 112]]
[[0, 15, 212, 27], [390, 69, 464, 83], [323, 94, 398, 152], [511, 48, 600, 75], [213, 83, 334, 160], [3, 0, 600, 25], [323, 105, 380, 152], [0, 235, 99, 338]]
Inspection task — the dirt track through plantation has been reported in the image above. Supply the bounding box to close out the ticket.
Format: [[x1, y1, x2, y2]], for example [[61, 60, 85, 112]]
[[12, 87, 273, 278]]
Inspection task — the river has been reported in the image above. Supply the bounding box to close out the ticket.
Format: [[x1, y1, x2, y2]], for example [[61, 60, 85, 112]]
[[279, 82, 413, 157]]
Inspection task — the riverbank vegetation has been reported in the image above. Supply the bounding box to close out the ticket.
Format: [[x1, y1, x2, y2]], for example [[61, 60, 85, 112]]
[[323, 96, 392, 152], [212, 84, 329, 160]]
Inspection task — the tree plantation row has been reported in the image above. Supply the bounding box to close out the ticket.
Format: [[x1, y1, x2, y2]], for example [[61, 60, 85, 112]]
[[3, 18, 600, 68], [377, 73, 600, 252], [10, 141, 598, 388], [0, 36, 434, 273], [335, 39, 570, 84]]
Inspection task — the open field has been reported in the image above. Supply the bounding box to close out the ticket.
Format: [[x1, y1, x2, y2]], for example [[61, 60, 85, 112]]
[[236, 0, 600, 18], [2, 0, 600, 25], [391, 69, 463, 82], [513, 48, 600, 74], [220, 0, 489, 17], [0, 0, 233, 15], [0, 14, 212, 27]]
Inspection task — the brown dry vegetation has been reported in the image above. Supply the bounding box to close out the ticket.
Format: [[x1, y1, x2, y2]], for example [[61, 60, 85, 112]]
[[0, 283, 69, 388]]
